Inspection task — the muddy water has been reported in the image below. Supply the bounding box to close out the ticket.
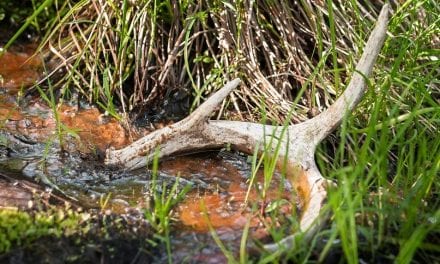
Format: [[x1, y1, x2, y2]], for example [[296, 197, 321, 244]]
[[0, 45, 301, 261], [0, 44, 42, 91]]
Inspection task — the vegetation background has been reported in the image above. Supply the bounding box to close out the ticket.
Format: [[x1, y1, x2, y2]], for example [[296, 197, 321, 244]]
[[0, 0, 439, 263]]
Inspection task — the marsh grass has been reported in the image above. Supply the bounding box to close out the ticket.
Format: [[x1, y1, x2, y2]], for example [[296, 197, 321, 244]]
[[144, 149, 192, 264], [310, 2, 440, 262], [35, 0, 388, 125]]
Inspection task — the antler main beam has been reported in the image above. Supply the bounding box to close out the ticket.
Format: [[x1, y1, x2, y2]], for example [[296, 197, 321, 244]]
[[105, 4, 390, 172]]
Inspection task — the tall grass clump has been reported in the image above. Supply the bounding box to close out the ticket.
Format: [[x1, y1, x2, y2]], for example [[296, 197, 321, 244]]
[[38, 1, 388, 125]]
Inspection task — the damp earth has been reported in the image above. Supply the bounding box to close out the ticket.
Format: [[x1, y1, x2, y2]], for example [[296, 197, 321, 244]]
[[0, 45, 302, 262]]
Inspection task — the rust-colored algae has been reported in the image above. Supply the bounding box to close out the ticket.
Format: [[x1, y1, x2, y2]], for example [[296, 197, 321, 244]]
[[293, 170, 311, 211], [0, 98, 129, 153], [0, 46, 42, 91], [282, 162, 311, 211], [159, 154, 296, 232], [0, 98, 23, 121], [0, 46, 130, 153], [178, 187, 257, 231], [178, 182, 293, 231], [59, 105, 128, 151]]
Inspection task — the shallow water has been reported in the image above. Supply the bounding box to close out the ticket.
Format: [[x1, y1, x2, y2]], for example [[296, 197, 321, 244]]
[[0, 45, 301, 262], [0, 44, 42, 91]]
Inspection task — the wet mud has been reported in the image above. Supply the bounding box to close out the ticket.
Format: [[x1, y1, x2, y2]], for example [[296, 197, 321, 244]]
[[0, 45, 302, 262]]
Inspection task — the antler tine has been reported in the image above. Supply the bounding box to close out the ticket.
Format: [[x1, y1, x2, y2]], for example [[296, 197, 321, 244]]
[[187, 78, 241, 126], [303, 4, 391, 146], [105, 79, 242, 169]]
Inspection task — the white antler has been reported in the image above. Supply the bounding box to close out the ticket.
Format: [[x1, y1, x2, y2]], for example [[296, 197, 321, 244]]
[[105, 4, 391, 251]]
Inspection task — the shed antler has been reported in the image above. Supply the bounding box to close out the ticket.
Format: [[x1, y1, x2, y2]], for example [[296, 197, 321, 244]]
[[105, 4, 390, 251]]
